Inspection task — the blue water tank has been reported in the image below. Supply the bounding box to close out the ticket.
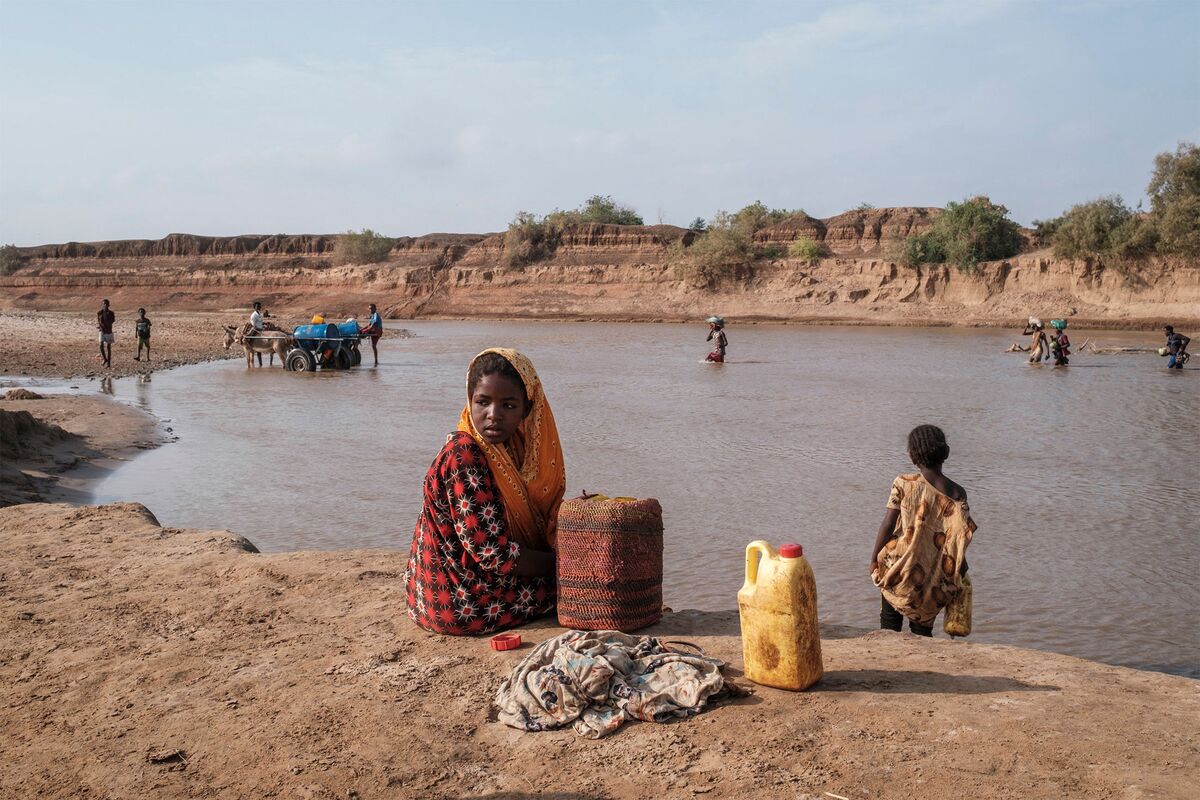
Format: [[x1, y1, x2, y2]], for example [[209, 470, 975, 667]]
[[336, 321, 361, 338], [292, 323, 340, 340]]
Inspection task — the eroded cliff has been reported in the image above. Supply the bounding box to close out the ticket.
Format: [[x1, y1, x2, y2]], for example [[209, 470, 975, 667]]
[[4, 209, 1196, 327]]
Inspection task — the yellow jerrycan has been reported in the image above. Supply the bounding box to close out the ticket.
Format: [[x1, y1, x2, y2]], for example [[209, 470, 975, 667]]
[[943, 573, 973, 637], [737, 540, 823, 690]]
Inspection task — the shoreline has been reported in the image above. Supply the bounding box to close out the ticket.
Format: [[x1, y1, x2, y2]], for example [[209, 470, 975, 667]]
[[0, 309, 1175, 383], [0, 500, 1195, 799], [0, 391, 163, 507]]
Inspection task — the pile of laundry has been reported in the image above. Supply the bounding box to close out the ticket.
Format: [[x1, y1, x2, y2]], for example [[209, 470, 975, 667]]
[[494, 630, 747, 739]]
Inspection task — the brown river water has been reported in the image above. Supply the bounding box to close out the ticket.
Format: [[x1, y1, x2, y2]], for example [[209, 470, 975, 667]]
[[75, 321, 1199, 677]]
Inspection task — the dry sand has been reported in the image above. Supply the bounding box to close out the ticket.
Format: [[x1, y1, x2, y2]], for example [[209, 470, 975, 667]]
[[0, 500, 1196, 800], [0, 310, 240, 380], [0, 310, 411, 380]]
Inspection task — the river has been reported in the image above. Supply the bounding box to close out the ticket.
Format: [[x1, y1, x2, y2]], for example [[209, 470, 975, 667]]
[[88, 321, 1198, 677]]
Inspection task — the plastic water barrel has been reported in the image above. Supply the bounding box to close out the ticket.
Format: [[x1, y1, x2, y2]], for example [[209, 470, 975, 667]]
[[336, 321, 360, 338]]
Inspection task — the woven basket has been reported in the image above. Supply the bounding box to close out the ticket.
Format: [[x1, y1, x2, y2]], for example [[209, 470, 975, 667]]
[[556, 495, 664, 632]]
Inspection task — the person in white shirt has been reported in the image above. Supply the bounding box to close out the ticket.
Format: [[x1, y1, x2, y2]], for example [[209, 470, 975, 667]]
[[249, 302, 264, 332]]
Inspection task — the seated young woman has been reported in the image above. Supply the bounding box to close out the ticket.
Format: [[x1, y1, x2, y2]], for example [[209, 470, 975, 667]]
[[404, 348, 564, 635]]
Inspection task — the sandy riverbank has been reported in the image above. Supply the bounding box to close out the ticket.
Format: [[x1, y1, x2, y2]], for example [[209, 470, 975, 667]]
[[0, 310, 413, 380], [0, 392, 161, 507], [0, 501, 1196, 799]]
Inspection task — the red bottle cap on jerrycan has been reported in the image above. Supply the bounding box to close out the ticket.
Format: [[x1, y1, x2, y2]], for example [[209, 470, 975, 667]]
[[779, 543, 804, 558]]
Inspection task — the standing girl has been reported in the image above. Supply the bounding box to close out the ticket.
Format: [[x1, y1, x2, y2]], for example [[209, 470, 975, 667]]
[[869, 425, 976, 636]]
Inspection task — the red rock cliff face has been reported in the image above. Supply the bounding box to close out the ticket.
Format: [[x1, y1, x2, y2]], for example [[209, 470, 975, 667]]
[[754, 208, 940, 255], [4, 211, 1195, 327]]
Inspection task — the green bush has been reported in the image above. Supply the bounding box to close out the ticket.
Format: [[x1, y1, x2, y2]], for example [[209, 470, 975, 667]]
[[500, 195, 646, 267], [895, 196, 1022, 270], [335, 229, 395, 265], [895, 232, 947, 268], [788, 237, 825, 260], [1154, 194, 1200, 257], [670, 203, 805, 286], [1050, 196, 1135, 259], [0, 244, 21, 276], [1147, 142, 1200, 256], [687, 217, 707, 232], [1031, 217, 1061, 248], [578, 194, 644, 226]]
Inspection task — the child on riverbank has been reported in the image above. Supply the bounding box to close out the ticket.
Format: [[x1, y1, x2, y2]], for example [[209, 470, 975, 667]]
[[134, 308, 152, 362], [869, 425, 975, 636]]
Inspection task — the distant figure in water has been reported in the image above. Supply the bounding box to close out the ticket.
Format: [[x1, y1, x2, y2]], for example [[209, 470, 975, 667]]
[[870, 425, 975, 637], [404, 348, 563, 635], [1164, 325, 1190, 369], [1022, 318, 1047, 363], [96, 299, 115, 369], [134, 308, 152, 362], [705, 316, 727, 363], [1050, 329, 1070, 366], [360, 302, 383, 366]]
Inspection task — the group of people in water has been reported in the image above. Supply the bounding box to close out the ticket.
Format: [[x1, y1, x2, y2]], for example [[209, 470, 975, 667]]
[[402, 346, 976, 639], [1020, 316, 1190, 369]]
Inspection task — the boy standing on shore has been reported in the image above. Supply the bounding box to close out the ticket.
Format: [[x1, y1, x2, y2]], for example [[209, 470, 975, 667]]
[[96, 299, 115, 368], [134, 308, 152, 362]]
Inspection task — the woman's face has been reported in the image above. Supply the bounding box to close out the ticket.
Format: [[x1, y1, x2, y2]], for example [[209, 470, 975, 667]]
[[470, 372, 528, 444]]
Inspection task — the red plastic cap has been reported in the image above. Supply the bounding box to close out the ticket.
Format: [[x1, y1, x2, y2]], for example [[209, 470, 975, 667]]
[[779, 543, 804, 558], [490, 632, 522, 651]]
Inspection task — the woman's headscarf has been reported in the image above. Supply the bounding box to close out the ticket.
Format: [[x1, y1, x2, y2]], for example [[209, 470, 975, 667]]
[[458, 348, 565, 550]]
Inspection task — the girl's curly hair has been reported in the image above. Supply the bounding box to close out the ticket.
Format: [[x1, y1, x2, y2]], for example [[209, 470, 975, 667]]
[[907, 424, 949, 468]]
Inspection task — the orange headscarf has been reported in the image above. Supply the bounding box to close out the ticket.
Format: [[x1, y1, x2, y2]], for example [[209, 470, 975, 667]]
[[457, 348, 566, 551]]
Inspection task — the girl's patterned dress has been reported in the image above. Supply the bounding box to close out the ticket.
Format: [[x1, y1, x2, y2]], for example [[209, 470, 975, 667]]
[[405, 431, 555, 635]]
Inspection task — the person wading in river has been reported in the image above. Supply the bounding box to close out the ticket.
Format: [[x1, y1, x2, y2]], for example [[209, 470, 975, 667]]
[[705, 316, 728, 363], [1164, 325, 1190, 369], [1022, 318, 1047, 363], [360, 303, 383, 366]]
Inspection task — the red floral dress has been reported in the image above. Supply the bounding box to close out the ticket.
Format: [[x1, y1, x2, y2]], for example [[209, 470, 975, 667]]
[[404, 431, 555, 635]]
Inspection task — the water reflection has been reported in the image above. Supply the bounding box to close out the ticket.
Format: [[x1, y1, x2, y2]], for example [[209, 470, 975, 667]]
[[93, 322, 1199, 677]]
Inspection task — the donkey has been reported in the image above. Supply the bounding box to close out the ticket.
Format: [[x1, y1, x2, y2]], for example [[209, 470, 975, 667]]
[[223, 325, 290, 368]]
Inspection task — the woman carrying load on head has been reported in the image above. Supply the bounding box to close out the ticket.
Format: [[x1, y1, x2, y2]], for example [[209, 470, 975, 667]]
[[404, 348, 564, 635], [705, 316, 728, 362]]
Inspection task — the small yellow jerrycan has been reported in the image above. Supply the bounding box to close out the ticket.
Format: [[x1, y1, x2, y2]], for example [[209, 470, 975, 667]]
[[737, 540, 823, 690]]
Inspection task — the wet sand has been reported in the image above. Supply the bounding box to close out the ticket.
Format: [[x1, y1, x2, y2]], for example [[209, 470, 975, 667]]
[[0, 393, 161, 507], [0, 501, 1196, 799]]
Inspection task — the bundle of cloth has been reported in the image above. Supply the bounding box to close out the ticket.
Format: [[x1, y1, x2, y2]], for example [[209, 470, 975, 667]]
[[494, 630, 745, 739]]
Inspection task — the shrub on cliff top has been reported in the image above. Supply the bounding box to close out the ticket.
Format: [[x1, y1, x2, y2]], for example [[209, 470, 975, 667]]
[[670, 202, 805, 287], [1147, 142, 1200, 257], [0, 244, 22, 276], [578, 194, 644, 226], [1034, 142, 1199, 263], [500, 195, 645, 267], [1048, 196, 1140, 260], [895, 196, 1022, 270], [335, 229, 396, 265]]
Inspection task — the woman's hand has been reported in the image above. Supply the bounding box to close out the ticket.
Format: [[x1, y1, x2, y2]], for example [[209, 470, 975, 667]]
[[868, 560, 879, 577]]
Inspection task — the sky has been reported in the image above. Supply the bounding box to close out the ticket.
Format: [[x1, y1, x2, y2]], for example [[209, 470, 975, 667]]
[[0, 0, 1197, 245]]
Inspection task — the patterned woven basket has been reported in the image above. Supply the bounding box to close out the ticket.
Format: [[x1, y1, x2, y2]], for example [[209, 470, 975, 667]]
[[556, 495, 664, 632]]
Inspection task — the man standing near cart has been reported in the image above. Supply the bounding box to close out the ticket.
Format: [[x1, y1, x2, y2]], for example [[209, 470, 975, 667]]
[[361, 302, 383, 366], [96, 298, 116, 369]]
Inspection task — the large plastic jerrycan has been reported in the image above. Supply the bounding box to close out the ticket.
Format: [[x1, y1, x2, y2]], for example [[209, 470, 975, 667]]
[[737, 540, 823, 690]]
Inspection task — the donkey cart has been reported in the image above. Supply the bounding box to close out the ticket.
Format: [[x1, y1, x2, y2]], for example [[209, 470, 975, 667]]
[[283, 321, 363, 372]]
